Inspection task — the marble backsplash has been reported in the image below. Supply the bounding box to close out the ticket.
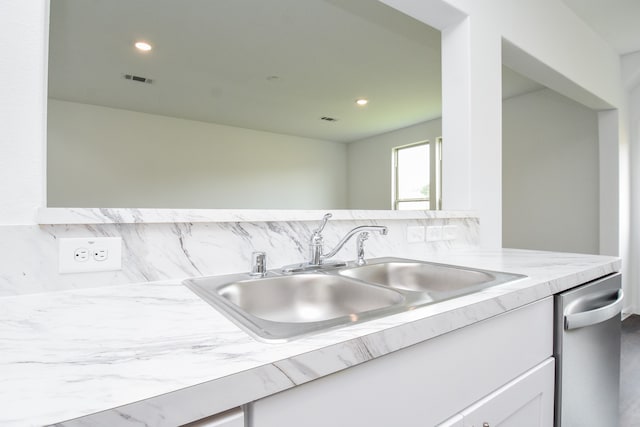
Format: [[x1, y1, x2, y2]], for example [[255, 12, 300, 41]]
[[0, 211, 480, 296]]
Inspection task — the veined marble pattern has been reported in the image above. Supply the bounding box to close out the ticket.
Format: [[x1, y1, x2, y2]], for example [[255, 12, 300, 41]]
[[36, 207, 478, 225], [0, 214, 479, 296], [0, 249, 620, 426]]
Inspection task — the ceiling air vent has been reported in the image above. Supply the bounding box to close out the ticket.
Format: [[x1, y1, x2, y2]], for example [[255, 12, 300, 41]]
[[320, 116, 338, 122], [123, 74, 153, 84]]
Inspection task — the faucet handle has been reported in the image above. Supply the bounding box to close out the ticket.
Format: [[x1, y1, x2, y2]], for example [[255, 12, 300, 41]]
[[356, 232, 370, 266], [308, 214, 332, 265], [312, 213, 333, 236], [250, 251, 267, 277]]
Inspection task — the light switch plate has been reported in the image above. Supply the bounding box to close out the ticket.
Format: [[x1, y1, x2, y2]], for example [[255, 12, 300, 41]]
[[59, 237, 122, 273], [425, 225, 443, 242], [406, 225, 426, 243], [442, 225, 459, 241]]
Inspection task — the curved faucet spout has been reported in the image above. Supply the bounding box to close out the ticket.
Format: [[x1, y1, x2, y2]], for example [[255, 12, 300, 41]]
[[321, 225, 388, 261]]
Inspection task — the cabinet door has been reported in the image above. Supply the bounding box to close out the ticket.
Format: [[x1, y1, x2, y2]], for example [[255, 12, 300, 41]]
[[461, 359, 554, 427]]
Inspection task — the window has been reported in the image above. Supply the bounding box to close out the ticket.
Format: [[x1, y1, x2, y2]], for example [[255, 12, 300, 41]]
[[393, 142, 430, 210], [392, 138, 442, 210]]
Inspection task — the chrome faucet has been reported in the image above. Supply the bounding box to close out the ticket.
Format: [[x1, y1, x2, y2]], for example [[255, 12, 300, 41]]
[[283, 213, 388, 272]]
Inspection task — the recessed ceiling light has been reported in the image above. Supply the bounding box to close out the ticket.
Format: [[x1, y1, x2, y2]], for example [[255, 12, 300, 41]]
[[135, 41, 152, 52], [356, 98, 369, 106]]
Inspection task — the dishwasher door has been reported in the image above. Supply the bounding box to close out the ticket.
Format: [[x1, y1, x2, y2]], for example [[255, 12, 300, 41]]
[[554, 273, 623, 427]]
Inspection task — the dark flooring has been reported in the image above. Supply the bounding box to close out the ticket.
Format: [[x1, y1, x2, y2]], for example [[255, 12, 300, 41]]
[[620, 315, 640, 426]]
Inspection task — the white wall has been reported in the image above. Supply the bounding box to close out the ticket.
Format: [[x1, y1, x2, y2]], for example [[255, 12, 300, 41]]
[[383, 0, 624, 251], [347, 119, 442, 209], [623, 51, 640, 313], [502, 88, 599, 254], [0, 0, 47, 225], [48, 100, 347, 209]]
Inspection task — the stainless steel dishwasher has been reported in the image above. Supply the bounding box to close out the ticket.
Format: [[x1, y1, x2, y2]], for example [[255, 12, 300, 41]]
[[554, 273, 623, 426]]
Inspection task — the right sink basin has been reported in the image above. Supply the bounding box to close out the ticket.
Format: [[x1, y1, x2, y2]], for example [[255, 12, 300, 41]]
[[339, 258, 526, 301]]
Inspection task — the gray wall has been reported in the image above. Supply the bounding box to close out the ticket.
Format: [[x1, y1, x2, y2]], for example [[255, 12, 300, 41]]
[[48, 99, 348, 209], [502, 88, 599, 254]]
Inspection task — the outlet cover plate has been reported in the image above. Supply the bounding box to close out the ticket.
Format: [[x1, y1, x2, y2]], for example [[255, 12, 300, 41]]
[[59, 237, 122, 273], [425, 226, 443, 242], [406, 225, 426, 243], [442, 225, 459, 241]]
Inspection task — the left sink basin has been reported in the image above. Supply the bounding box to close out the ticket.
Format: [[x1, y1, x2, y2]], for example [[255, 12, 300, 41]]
[[184, 273, 406, 342]]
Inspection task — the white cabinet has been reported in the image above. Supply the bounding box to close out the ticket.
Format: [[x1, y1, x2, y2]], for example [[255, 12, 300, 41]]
[[249, 298, 553, 427], [439, 359, 554, 427]]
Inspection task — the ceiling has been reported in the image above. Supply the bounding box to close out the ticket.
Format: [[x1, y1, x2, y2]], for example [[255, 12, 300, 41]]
[[562, 0, 640, 55], [48, 0, 541, 143]]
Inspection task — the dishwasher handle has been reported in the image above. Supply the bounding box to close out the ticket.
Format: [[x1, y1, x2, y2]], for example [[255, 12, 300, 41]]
[[564, 289, 624, 330]]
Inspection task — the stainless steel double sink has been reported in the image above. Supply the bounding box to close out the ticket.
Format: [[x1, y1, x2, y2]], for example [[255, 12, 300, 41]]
[[183, 257, 525, 342]]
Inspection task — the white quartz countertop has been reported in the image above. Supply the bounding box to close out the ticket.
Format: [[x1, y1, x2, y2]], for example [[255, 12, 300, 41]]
[[0, 249, 620, 426]]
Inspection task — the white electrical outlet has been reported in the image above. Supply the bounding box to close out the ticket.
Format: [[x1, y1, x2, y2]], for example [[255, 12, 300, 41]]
[[59, 237, 122, 273], [92, 248, 109, 261], [74, 248, 89, 262]]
